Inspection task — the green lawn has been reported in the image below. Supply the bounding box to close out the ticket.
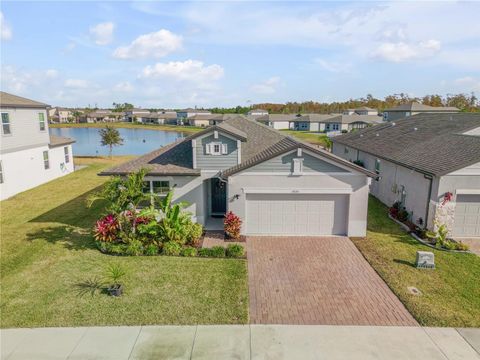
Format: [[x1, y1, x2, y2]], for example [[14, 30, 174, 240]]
[[0, 157, 248, 328], [50, 122, 203, 134], [352, 196, 480, 327], [280, 130, 328, 147]]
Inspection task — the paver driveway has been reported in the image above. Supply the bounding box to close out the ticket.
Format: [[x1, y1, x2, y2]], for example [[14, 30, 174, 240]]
[[247, 236, 418, 326]]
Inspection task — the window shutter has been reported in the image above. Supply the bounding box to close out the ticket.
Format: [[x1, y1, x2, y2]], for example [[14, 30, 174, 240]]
[[221, 144, 228, 154], [205, 143, 211, 154]]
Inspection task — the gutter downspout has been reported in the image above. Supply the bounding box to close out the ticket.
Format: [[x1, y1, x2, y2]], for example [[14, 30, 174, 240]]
[[424, 174, 433, 229]]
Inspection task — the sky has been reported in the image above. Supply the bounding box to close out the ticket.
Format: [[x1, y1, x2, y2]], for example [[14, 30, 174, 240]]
[[1, 1, 480, 108]]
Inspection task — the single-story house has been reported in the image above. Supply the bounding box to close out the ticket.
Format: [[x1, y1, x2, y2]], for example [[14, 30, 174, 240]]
[[383, 102, 459, 121], [332, 113, 480, 238], [177, 108, 212, 125], [290, 114, 381, 132], [137, 112, 178, 125], [101, 116, 375, 236], [343, 107, 378, 116], [290, 114, 334, 131], [82, 110, 122, 123], [247, 109, 269, 116], [256, 114, 301, 130]]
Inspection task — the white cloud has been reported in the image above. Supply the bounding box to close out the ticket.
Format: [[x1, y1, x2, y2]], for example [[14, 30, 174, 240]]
[[113, 29, 182, 59], [45, 69, 59, 78], [64, 79, 89, 89], [315, 58, 352, 73], [372, 39, 441, 62], [140, 60, 224, 82], [250, 77, 281, 94], [0, 12, 12, 40], [114, 81, 134, 92], [89, 22, 115, 45]]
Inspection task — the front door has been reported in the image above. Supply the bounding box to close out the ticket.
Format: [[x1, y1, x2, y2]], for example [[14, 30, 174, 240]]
[[211, 178, 227, 215]]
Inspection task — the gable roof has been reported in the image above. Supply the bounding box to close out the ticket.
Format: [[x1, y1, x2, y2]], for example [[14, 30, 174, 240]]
[[101, 115, 375, 178], [332, 113, 480, 176], [323, 114, 383, 124], [384, 102, 459, 113], [0, 91, 49, 108], [49, 135, 75, 148]]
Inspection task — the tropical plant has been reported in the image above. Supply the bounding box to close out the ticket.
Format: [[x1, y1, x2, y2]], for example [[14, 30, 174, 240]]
[[99, 125, 124, 158], [156, 192, 191, 243], [224, 211, 242, 240], [185, 222, 203, 246], [106, 264, 126, 284], [93, 214, 119, 242], [162, 241, 182, 256], [180, 247, 197, 257], [324, 137, 333, 151]]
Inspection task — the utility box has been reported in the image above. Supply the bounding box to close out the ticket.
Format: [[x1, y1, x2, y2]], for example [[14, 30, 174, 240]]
[[415, 251, 435, 269]]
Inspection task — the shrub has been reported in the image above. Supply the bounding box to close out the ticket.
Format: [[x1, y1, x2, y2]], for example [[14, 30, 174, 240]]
[[162, 241, 182, 256], [209, 246, 226, 258], [341, 129, 348, 133], [180, 247, 197, 257], [186, 222, 203, 246], [93, 214, 119, 242], [197, 247, 225, 258], [226, 244, 245, 258], [224, 211, 242, 240], [144, 244, 159, 256], [96, 241, 127, 255], [454, 242, 469, 251], [397, 208, 409, 222], [125, 239, 144, 256]]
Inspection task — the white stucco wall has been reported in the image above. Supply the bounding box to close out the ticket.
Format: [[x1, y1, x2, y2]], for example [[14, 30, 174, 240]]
[[0, 144, 74, 200], [272, 121, 290, 130], [227, 172, 370, 236]]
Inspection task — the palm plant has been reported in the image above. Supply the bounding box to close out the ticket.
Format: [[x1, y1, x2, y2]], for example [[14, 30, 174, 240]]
[[99, 125, 124, 158]]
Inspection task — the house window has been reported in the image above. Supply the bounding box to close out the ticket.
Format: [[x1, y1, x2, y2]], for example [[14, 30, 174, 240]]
[[292, 158, 303, 175], [344, 147, 349, 154], [206, 142, 227, 155], [1, 113, 11, 135], [0, 161, 3, 184], [299, 123, 308, 130], [64, 146, 70, 163], [43, 151, 50, 169], [332, 123, 340, 131], [152, 180, 170, 196], [142, 181, 151, 194], [375, 159, 381, 174], [39, 113, 46, 131]]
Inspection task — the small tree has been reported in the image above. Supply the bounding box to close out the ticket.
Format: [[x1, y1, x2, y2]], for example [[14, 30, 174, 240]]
[[99, 125, 124, 158]]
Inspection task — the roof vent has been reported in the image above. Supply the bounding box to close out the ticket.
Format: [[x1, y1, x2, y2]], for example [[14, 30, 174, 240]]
[[376, 133, 379, 137], [360, 134, 364, 137], [414, 127, 418, 131], [391, 122, 396, 126]]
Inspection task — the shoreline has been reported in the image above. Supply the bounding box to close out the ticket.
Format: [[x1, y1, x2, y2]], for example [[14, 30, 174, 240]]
[[49, 122, 202, 134]]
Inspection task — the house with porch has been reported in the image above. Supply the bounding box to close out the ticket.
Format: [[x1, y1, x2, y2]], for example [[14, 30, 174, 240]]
[[100, 116, 375, 236], [332, 113, 480, 238]]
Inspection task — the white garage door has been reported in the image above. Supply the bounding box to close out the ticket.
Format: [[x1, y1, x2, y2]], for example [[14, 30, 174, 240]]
[[453, 194, 480, 237], [245, 193, 348, 236]]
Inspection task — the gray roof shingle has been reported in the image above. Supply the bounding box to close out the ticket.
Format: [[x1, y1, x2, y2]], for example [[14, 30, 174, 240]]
[[0, 91, 49, 108], [384, 102, 459, 112], [332, 113, 480, 176]]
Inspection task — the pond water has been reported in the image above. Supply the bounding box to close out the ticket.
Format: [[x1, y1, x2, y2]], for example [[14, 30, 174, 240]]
[[50, 127, 186, 156]]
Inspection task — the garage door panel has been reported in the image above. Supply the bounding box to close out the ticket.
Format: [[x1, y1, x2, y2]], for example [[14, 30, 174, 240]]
[[453, 195, 480, 237], [246, 194, 348, 235]]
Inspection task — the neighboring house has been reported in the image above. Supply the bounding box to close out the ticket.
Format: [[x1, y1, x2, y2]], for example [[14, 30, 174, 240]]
[[247, 109, 269, 116], [48, 107, 75, 123], [137, 112, 178, 125], [383, 102, 459, 121], [0, 92, 75, 200], [187, 114, 224, 127], [332, 113, 480, 238], [256, 114, 300, 130], [125, 108, 152, 122], [83, 110, 123, 123], [101, 116, 375, 236], [177, 108, 212, 125], [291, 114, 335, 131], [343, 107, 379, 116], [290, 114, 381, 132]]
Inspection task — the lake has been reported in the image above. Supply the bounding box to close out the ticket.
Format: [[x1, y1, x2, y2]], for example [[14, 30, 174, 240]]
[[50, 127, 186, 156]]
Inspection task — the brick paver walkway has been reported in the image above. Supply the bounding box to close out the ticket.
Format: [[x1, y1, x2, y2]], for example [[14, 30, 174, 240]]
[[247, 236, 418, 326]]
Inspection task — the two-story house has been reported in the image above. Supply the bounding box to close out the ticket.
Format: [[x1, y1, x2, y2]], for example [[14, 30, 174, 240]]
[[0, 92, 75, 200], [332, 113, 480, 238], [101, 116, 375, 236], [48, 107, 75, 123], [176, 108, 212, 125]]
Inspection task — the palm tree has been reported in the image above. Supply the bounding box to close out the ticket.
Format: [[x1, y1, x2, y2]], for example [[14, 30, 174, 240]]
[[99, 125, 124, 158]]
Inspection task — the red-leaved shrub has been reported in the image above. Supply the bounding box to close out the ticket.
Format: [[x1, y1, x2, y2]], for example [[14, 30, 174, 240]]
[[224, 211, 242, 240], [94, 214, 119, 242]]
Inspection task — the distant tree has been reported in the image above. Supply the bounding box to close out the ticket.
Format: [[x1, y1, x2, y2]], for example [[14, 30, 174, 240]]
[[112, 102, 134, 112], [99, 126, 124, 158]]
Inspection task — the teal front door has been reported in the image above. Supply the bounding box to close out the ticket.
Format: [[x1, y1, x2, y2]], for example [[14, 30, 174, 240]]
[[211, 178, 227, 215]]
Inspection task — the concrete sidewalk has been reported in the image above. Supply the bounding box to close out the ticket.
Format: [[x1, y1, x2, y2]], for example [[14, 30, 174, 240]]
[[1, 325, 479, 360]]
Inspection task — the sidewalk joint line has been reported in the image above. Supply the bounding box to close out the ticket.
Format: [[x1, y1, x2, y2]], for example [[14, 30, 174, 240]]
[[189, 325, 198, 360], [65, 327, 88, 360], [455, 328, 480, 356], [127, 326, 143, 360], [422, 328, 450, 360]]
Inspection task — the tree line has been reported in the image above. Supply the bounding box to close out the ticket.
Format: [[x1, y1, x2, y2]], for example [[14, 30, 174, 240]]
[[212, 93, 479, 114]]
